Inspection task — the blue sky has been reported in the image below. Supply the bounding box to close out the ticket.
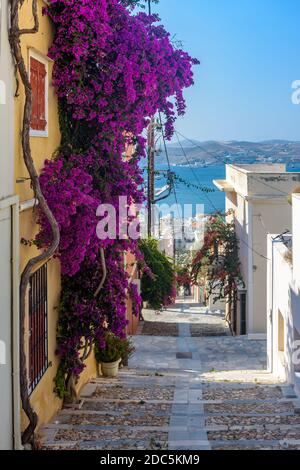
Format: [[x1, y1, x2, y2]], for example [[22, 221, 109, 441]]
[[154, 0, 300, 142]]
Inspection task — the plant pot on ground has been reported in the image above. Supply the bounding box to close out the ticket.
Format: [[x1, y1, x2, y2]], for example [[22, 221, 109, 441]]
[[95, 333, 135, 377]]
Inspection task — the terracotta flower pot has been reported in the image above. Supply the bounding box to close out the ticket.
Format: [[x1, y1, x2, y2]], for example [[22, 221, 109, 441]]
[[100, 359, 121, 378]]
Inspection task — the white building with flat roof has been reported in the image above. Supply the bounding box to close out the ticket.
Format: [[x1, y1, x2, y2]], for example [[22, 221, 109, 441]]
[[214, 164, 300, 339], [267, 194, 300, 394]]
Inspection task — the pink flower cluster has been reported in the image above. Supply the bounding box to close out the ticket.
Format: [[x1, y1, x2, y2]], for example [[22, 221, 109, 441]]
[[38, 0, 198, 379]]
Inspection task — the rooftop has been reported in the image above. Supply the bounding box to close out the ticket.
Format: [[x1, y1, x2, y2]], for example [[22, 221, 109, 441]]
[[213, 164, 300, 198]]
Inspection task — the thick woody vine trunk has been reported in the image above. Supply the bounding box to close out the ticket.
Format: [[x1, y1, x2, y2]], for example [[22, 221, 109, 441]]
[[65, 249, 107, 404], [9, 0, 60, 446]]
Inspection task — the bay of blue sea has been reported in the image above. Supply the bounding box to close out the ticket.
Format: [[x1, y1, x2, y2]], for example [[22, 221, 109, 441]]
[[155, 164, 300, 216]]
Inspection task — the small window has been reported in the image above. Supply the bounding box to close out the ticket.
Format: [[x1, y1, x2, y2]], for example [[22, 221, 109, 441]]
[[29, 53, 48, 136], [28, 264, 48, 394]]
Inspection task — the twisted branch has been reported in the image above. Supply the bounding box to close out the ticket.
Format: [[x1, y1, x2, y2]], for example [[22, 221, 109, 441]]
[[94, 248, 107, 298], [65, 248, 107, 404], [9, 0, 60, 446]]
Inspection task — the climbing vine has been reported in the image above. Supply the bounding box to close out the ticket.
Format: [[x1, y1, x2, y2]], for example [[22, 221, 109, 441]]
[[36, 0, 198, 399], [9, 0, 60, 446], [191, 214, 244, 332]]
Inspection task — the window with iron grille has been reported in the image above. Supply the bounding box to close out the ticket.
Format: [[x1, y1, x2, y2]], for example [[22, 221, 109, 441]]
[[28, 263, 48, 394]]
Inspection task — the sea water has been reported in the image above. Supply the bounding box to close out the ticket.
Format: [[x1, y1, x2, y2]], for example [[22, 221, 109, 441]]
[[154, 164, 300, 217]]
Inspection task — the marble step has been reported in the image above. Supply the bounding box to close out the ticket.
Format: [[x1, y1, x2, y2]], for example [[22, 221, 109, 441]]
[[204, 401, 294, 415], [211, 439, 300, 450]]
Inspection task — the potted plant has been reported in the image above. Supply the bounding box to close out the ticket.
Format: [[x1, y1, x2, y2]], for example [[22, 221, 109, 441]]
[[120, 336, 135, 367], [95, 333, 124, 378]]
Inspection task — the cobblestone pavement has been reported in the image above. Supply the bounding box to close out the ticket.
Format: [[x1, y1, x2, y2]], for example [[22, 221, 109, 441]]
[[141, 301, 228, 337], [140, 321, 179, 336], [41, 302, 300, 451]]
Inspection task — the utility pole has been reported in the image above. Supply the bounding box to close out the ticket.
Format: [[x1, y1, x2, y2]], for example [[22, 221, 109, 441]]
[[147, 0, 154, 238], [147, 117, 155, 237]]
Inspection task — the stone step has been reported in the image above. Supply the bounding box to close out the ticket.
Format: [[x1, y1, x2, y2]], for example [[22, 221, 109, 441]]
[[42, 427, 169, 451], [52, 409, 170, 427], [43, 437, 168, 451], [204, 401, 294, 415], [202, 398, 295, 405], [81, 399, 172, 415], [205, 414, 300, 428], [211, 439, 300, 450], [207, 427, 300, 442], [90, 385, 174, 401], [90, 376, 176, 387], [206, 423, 300, 432], [202, 385, 283, 401]]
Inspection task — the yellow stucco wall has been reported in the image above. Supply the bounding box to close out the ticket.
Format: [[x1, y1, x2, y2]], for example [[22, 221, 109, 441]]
[[16, 0, 97, 432]]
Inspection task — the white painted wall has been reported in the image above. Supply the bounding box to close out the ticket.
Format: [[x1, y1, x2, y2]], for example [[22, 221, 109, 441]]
[[267, 195, 300, 389], [292, 195, 300, 291], [0, 0, 14, 199], [0, 206, 14, 449], [0, 0, 17, 450], [252, 200, 292, 335], [267, 237, 293, 382], [291, 195, 300, 381], [223, 165, 296, 337]]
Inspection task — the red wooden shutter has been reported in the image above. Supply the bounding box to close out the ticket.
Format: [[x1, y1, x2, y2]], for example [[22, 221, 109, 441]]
[[30, 57, 47, 132], [30, 58, 39, 130], [37, 61, 47, 131]]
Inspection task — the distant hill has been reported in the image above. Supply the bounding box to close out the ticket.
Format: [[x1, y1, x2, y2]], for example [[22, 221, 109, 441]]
[[156, 139, 300, 167]]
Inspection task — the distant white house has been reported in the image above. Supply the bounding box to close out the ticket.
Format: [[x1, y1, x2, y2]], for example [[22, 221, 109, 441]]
[[267, 194, 300, 395], [214, 164, 300, 338]]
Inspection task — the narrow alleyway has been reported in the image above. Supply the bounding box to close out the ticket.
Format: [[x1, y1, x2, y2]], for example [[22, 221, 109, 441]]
[[41, 301, 300, 451]]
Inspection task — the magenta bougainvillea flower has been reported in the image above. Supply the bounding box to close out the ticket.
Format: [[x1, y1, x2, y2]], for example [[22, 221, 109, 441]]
[[38, 0, 198, 384]]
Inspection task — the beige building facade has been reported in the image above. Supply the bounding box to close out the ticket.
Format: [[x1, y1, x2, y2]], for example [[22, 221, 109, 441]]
[[214, 164, 300, 339]]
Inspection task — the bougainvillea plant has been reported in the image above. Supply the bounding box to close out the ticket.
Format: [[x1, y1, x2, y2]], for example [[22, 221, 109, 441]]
[[37, 0, 198, 398], [191, 213, 244, 332], [176, 268, 193, 290]]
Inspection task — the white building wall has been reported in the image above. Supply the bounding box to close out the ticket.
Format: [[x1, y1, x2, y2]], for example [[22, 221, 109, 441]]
[[291, 195, 300, 394], [292, 195, 300, 291], [267, 237, 293, 382], [222, 165, 297, 337], [0, 0, 18, 450], [252, 201, 292, 335], [0, 0, 14, 198], [267, 195, 300, 391]]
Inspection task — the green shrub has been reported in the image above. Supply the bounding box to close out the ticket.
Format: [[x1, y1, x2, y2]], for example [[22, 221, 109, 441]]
[[139, 238, 176, 311], [95, 333, 123, 363], [95, 333, 135, 364], [119, 336, 135, 366]]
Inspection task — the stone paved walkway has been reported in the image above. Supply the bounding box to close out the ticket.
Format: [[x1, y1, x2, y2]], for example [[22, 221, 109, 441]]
[[41, 302, 300, 451], [141, 300, 229, 337]]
